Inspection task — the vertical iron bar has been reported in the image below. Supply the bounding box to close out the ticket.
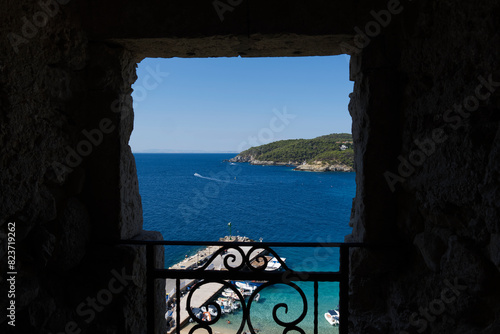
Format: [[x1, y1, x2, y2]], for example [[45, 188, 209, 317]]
[[146, 244, 155, 334], [314, 281, 319, 334], [339, 245, 349, 334], [176, 278, 181, 334]]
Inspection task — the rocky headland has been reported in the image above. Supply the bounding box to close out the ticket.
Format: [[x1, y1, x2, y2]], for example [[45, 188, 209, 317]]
[[228, 133, 355, 172]]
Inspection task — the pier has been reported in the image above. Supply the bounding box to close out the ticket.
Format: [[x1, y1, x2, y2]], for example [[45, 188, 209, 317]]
[[166, 281, 224, 334], [166, 236, 262, 333]]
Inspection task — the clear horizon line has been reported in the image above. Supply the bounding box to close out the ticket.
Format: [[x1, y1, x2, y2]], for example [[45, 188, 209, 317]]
[[132, 150, 239, 154]]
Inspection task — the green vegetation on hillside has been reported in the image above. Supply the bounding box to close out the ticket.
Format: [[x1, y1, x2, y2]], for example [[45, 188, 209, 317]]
[[237, 133, 354, 168], [313, 149, 354, 166]]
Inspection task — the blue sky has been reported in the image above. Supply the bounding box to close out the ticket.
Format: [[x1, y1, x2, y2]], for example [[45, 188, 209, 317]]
[[130, 55, 353, 153]]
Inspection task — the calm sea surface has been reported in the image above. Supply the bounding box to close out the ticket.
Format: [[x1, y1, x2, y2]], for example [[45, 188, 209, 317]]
[[134, 153, 356, 334]]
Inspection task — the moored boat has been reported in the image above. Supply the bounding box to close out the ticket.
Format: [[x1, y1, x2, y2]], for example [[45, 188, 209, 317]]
[[324, 308, 340, 326], [265, 257, 286, 271], [222, 288, 241, 300], [234, 281, 257, 296], [207, 305, 218, 317], [230, 280, 266, 288], [216, 297, 234, 314]]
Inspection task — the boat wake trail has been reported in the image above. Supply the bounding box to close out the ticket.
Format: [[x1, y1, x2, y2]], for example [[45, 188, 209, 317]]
[[194, 173, 232, 183], [194, 173, 250, 185]]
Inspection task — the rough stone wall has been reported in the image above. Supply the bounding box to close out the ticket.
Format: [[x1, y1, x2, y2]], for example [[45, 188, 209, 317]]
[[0, 2, 164, 333], [347, 0, 500, 333]]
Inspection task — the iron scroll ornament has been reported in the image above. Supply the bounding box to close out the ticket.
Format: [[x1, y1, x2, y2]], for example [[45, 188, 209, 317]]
[[194, 245, 291, 272], [247, 281, 308, 334], [185, 280, 308, 334], [186, 280, 247, 334], [184, 245, 307, 333]]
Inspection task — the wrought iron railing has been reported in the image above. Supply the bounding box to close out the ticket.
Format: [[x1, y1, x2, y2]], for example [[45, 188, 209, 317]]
[[118, 240, 366, 334]]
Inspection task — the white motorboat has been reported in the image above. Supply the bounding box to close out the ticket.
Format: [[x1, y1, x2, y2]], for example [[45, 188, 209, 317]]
[[216, 297, 234, 314], [241, 290, 253, 297], [231, 300, 241, 310], [324, 309, 340, 326], [207, 305, 218, 317], [222, 289, 241, 300], [265, 257, 286, 271], [235, 281, 257, 294], [222, 291, 233, 297]]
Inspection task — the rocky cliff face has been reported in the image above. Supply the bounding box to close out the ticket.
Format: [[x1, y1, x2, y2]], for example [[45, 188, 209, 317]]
[[229, 155, 353, 171], [228, 155, 255, 163], [251, 160, 301, 166], [294, 161, 354, 172], [229, 154, 300, 165]]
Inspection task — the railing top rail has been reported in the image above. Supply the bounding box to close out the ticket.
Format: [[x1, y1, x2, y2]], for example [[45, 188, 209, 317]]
[[115, 240, 353, 247], [110, 239, 401, 249]]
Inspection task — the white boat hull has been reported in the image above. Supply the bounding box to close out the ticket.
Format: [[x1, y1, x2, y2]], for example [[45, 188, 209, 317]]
[[265, 257, 286, 271], [324, 309, 340, 326]]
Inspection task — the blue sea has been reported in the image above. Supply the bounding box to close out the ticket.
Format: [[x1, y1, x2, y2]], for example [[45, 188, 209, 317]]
[[135, 153, 356, 334]]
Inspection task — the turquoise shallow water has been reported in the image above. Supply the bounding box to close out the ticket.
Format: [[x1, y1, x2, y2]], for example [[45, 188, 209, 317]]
[[182, 282, 340, 334], [134, 153, 354, 333]]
